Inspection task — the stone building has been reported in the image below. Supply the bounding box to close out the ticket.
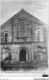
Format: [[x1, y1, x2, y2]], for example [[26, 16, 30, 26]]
[[0, 9, 48, 68]]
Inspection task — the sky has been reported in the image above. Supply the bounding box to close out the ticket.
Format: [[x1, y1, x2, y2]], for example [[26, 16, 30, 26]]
[[0, 0, 49, 25]]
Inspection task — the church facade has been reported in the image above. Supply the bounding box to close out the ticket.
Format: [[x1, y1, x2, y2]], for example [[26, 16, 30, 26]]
[[1, 9, 48, 69]]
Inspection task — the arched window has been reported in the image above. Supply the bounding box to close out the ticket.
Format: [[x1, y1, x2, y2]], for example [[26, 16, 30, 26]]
[[17, 21, 25, 37], [1, 32, 8, 43], [19, 21, 25, 37], [20, 21, 25, 33], [35, 30, 43, 42]]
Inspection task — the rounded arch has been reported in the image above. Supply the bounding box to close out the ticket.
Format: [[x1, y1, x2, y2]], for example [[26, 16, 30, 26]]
[[17, 17, 28, 23], [19, 47, 28, 54], [19, 47, 28, 61], [1, 31, 9, 36]]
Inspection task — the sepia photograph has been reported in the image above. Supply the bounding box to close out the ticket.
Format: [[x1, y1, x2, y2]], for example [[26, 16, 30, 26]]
[[0, 0, 49, 77]]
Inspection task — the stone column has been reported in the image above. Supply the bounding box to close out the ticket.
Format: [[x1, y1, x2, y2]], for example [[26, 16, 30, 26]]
[[15, 52, 19, 61], [31, 43, 33, 60], [29, 52, 32, 61], [26, 53, 28, 61]]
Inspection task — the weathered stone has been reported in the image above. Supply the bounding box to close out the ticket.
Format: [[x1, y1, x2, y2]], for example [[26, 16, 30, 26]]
[[0, 9, 48, 68]]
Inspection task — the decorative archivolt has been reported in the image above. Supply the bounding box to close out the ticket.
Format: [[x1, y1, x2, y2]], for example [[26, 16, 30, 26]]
[[16, 17, 32, 26], [1, 31, 9, 36], [17, 17, 27, 22]]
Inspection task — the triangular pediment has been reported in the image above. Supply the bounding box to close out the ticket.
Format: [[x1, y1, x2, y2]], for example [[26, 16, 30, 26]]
[[10, 8, 40, 23], [1, 8, 46, 27]]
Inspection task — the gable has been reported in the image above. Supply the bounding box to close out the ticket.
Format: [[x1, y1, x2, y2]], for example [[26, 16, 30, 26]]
[[1, 8, 45, 28]]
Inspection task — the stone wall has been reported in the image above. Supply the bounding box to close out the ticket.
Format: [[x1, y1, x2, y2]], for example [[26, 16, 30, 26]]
[[0, 9, 47, 67], [11, 43, 33, 62], [1, 23, 12, 43]]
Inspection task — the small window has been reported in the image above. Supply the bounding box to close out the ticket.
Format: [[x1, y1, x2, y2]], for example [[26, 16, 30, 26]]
[[1, 32, 9, 43], [35, 30, 43, 42], [5, 33, 8, 43]]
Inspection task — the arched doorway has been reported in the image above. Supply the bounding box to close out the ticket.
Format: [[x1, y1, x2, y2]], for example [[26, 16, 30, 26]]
[[19, 48, 26, 61]]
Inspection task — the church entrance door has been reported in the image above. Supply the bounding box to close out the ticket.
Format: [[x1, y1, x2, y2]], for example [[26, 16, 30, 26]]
[[19, 49, 26, 61]]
